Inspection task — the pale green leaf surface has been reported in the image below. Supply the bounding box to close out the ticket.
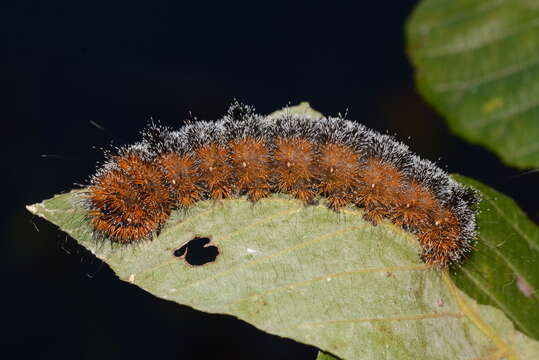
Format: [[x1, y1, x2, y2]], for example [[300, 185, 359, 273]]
[[268, 101, 324, 120], [27, 190, 539, 360], [407, 0, 539, 169], [452, 175, 539, 340]]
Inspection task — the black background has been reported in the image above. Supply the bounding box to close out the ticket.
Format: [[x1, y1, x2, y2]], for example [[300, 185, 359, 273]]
[[3, 1, 538, 359]]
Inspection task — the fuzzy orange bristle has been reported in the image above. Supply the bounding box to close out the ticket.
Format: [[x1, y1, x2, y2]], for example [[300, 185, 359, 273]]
[[390, 180, 439, 231], [158, 153, 202, 209], [86, 107, 478, 268], [356, 158, 404, 224], [88, 153, 172, 242], [317, 143, 360, 210], [418, 207, 461, 266], [273, 138, 317, 203], [229, 137, 271, 201], [196, 143, 234, 200]]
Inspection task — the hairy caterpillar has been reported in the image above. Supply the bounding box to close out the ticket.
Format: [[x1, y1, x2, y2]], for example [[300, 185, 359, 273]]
[[86, 103, 479, 267]]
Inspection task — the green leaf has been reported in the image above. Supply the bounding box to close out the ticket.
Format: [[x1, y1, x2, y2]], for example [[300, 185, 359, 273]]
[[27, 190, 539, 359], [407, 0, 539, 169], [451, 175, 539, 340], [268, 101, 324, 119], [316, 351, 341, 360]]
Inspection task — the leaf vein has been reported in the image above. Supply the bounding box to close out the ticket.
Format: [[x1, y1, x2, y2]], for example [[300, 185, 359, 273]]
[[434, 55, 539, 92], [421, 17, 539, 58], [217, 264, 431, 310], [459, 266, 534, 336], [464, 97, 539, 130], [480, 193, 539, 253], [290, 312, 464, 329], [174, 226, 366, 293], [442, 271, 518, 360]]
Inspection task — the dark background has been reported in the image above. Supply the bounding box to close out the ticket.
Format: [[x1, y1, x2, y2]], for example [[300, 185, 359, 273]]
[[3, 1, 538, 359]]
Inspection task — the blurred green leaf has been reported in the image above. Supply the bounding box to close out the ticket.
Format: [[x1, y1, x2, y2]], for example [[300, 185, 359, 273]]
[[452, 175, 539, 340], [27, 189, 539, 359], [407, 0, 539, 169]]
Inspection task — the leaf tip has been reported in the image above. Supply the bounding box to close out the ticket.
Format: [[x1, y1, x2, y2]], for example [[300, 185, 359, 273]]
[[26, 203, 39, 215]]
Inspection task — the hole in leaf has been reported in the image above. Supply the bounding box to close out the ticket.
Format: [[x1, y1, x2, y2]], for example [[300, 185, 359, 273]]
[[173, 237, 219, 266]]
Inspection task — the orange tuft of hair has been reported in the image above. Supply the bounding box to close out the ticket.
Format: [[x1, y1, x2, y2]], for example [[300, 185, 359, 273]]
[[390, 180, 439, 231], [273, 138, 317, 203], [88, 153, 172, 243], [317, 143, 360, 210], [158, 153, 202, 209], [355, 158, 404, 224], [85, 112, 478, 268], [229, 137, 272, 201], [418, 207, 461, 267], [196, 143, 234, 200]]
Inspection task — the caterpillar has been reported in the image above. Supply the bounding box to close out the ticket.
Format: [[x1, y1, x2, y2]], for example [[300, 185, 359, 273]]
[[86, 103, 479, 267]]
